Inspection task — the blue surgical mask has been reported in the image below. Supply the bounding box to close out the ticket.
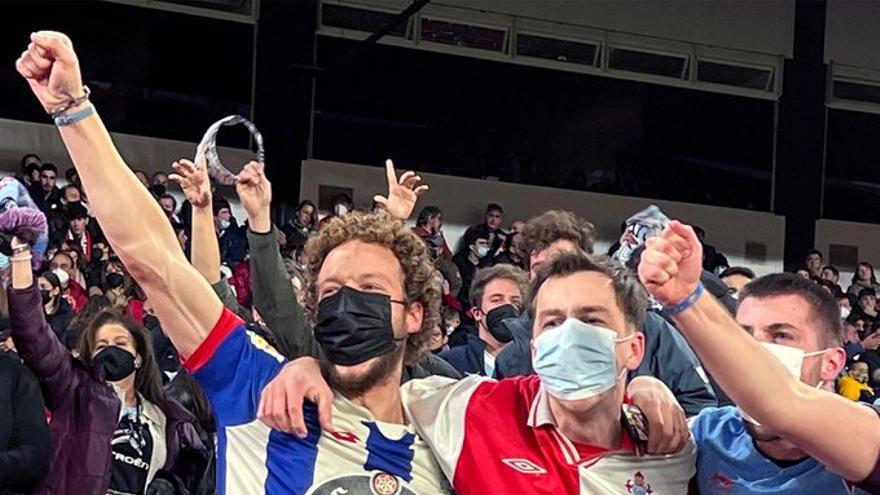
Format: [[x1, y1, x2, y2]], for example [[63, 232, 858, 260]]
[[0, 253, 9, 269], [219, 219, 231, 230], [533, 318, 633, 401], [476, 245, 490, 258]]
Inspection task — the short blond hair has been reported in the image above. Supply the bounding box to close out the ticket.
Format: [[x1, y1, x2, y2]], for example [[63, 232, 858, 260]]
[[304, 212, 440, 365]]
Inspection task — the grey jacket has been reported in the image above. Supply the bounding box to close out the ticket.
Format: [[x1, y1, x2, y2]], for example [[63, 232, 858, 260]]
[[212, 227, 461, 381], [495, 310, 717, 416]]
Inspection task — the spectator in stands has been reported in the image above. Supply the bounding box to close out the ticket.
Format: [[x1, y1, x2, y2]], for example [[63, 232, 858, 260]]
[[317, 193, 353, 230], [60, 183, 82, 207], [152, 171, 168, 188], [494, 209, 717, 415], [18, 153, 42, 189], [65, 167, 80, 188], [6, 224, 210, 494], [213, 198, 248, 269], [50, 253, 88, 312], [693, 226, 729, 274], [494, 219, 527, 270], [822, 265, 841, 285], [35, 162, 62, 212], [159, 193, 177, 216], [413, 206, 452, 260], [38, 270, 74, 346], [452, 226, 491, 310], [719, 266, 755, 297], [639, 222, 880, 492], [795, 268, 811, 279], [804, 249, 824, 278], [0, 340, 50, 494], [472, 203, 506, 259], [281, 199, 318, 247], [439, 265, 527, 377], [56, 202, 94, 260], [134, 170, 149, 188], [839, 361, 874, 402], [426, 324, 449, 354], [848, 261, 880, 297], [856, 288, 880, 327]]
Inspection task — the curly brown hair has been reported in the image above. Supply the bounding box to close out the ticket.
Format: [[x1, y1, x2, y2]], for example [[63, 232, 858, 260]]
[[522, 210, 596, 256], [304, 211, 440, 365]]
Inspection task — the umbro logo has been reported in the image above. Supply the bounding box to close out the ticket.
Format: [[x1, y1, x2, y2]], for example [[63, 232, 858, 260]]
[[502, 458, 547, 475]]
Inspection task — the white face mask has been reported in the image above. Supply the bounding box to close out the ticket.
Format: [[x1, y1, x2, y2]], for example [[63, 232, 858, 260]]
[[533, 318, 633, 401], [738, 342, 826, 426], [841, 306, 851, 319], [334, 204, 349, 216]]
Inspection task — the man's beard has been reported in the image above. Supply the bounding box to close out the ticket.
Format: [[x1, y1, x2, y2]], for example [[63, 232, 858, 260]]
[[319, 340, 405, 397]]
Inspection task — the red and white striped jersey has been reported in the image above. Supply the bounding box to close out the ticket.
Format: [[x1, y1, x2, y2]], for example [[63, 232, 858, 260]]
[[402, 374, 696, 495]]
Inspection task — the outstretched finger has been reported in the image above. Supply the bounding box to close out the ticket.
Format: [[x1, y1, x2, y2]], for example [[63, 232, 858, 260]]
[[414, 185, 429, 196], [398, 171, 415, 186], [402, 174, 422, 189], [372, 195, 389, 207], [384, 159, 397, 188], [167, 174, 185, 185]]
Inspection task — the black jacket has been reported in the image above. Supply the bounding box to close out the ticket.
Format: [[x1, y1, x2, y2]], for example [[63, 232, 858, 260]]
[[0, 351, 50, 495], [45, 299, 74, 347], [439, 333, 489, 377], [495, 311, 717, 416]]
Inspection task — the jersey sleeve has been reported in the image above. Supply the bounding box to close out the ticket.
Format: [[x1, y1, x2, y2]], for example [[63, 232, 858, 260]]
[[184, 308, 286, 427], [401, 375, 490, 483]]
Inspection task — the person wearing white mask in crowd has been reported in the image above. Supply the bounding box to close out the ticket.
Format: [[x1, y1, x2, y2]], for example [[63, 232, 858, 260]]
[[638, 220, 880, 493], [260, 251, 695, 494], [452, 226, 491, 311]]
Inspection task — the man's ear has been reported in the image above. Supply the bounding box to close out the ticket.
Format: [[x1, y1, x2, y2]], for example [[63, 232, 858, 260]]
[[405, 302, 424, 335], [624, 330, 646, 371], [472, 307, 483, 323], [821, 347, 847, 382]]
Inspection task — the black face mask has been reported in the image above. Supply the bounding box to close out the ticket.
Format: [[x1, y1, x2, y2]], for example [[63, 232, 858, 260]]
[[40, 289, 53, 305], [93, 345, 136, 382], [106, 272, 125, 290], [484, 304, 520, 343], [314, 286, 405, 366]]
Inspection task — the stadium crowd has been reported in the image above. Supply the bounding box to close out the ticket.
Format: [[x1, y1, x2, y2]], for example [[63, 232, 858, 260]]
[[2, 30, 880, 495]]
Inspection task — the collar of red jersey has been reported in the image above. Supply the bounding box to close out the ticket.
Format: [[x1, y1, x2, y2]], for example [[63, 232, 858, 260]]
[[527, 383, 557, 428]]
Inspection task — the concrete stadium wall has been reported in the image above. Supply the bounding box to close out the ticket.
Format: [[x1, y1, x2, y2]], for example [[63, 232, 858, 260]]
[[301, 159, 787, 276]]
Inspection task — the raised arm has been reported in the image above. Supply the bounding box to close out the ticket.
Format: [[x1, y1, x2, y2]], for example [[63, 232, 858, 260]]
[[639, 221, 880, 483], [237, 162, 319, 359], [16, 32, 222, 356], [8, 237, 78, 411], [170, 158, 220, 285]]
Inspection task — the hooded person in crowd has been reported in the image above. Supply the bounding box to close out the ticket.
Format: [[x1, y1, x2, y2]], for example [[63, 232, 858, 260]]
[[413, 205, 452, 261]]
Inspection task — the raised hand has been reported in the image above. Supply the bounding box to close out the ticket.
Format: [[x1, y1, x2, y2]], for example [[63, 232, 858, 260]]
[[638, 220, 703, 307], [235, 161, 272, 232], [15, 31, 84, 114], [170, 158, 211, 209], [373, 159, 428, 221]]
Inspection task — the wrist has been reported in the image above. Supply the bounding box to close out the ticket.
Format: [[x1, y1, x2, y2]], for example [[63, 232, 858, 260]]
[[249, 211, 271, 234], [662, 282, 705, 316]]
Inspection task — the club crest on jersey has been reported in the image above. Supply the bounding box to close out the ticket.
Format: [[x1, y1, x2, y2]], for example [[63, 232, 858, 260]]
[[309, 473, 415, 495], [502, 458, 547, 475], [625, 471, 654, 495], [371, 472, 400, 495]]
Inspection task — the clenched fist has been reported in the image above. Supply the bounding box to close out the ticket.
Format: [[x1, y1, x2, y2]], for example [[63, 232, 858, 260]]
[[15, 31, 85, 114], [637, 220, 703, 307]]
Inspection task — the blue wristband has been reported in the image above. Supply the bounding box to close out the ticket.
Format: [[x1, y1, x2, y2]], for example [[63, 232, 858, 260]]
[[663, 282, 704, 315], [54, 105, 94, 127]]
